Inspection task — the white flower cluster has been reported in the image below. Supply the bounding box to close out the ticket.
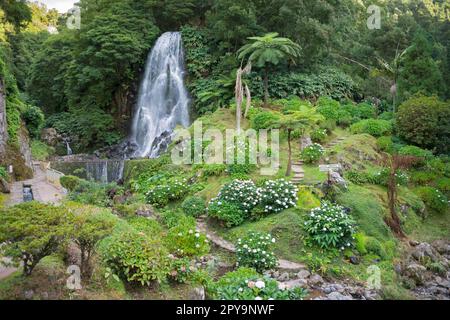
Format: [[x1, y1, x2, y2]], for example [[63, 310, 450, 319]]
[[304, 202, 356, 249], [259, 179, 298, 213], [215, 180, 261, 213], [236, 232, 277, 271]]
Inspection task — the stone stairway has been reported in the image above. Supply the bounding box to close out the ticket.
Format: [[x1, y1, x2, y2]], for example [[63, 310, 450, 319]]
[[196, 217, 306, 273], [291, 160, 305, 185], [325, 137, 346, 150]]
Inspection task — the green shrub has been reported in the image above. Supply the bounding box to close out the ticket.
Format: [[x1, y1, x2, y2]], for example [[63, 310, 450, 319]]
[[372, 169, 409, 186], [227, 164, 256, 177], [354, 233, 367, 255], [350, 119, 392, 137], [258, 179, 298, 214], [209, 268, 307, 300], [68, 180, 119, 207], [365, 237, 387, 259], [215, 180, 261, 213], [409, 171, 437, 185], [199, 164, 227, 177], [251, 111, 281, 130], [317, 97, 340, 120], [377, 136, 394, 153], [414, 187, 448, 214], [301, 143, 324, 164], [145, 178, 189, 208], [396, 95, 450, 154], [0, 166, 8, 181], [398, 145, 433, 160], [345, 170, 371, 185], [22, 105, 45, 139], [379, 112, 394, 120], [320, 119, 337, 134], [182, 196, 206, 217], [31, 140, 55, 161], [236, 232, 278, 272], [296, 187, 321, 210], [310, 129, 327, 143], [168, 256, 196, 284], [304, 202, 357, 250], [127, 217, 163, 235], [100, 227, 170, 286], [60, 175, 81, 192], [165, 217, 210, 257], [0, 202, 74, 276], [436, 177, 450, 195], [207, 200, 246, 227]]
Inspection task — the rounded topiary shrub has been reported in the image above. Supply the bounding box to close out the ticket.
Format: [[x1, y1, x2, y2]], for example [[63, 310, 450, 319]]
[[100, 228, 171, 286], [304, 202, 357, 250], [259, 179, 298, 214], [60, 175, 81, 192], [182, 196, 206, 217], [350, 119, 392, 137], [207, 200, 246, 227], [396, 95, 450, 154], [235, 232, 278, 272]]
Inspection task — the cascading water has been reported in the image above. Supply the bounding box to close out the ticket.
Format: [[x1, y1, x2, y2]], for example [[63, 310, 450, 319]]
[[129, 32, 190, 158]]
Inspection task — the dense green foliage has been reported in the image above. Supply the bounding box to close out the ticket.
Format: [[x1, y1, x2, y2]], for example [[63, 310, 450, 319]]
[[235, 232, 277, 272], [396, 95, 450, 154]]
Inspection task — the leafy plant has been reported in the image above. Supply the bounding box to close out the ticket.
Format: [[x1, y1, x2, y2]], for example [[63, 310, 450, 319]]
[[165, 217, 210, 258], [145, 178, 190, 208], [304, 202, 357, 250], [258, 179, 298, 214], [350, 119, 392, 137], [0, 202, 74, 276], [207, 200, 246, 228], [301, 143, 324, 164], [414, 187, 448, 214], [182, 196, 206, 217], [235, 232, 278, 272]]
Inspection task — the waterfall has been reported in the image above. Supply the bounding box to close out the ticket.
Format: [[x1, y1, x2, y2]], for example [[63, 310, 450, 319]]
[[130, 32, 190, 158], [84, 160, 124, 183], [66, 141, 73, 156]]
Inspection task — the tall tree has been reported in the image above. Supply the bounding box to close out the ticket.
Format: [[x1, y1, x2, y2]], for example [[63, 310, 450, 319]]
[[238, 33, 301, 106]]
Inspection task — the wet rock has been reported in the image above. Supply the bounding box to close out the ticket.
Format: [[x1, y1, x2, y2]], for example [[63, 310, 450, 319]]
[[189, 287, 205, 300], [432, 240, 450, 256], [405, 263, 428, 285], [24, 290, 34, 300], [309, 274, 324, 285], [327, 292, 353, 300], [278, 272, 290, 281], [297, 270, 311, 279], [349, 256, 360, 265], [284, 279, 308, 289]]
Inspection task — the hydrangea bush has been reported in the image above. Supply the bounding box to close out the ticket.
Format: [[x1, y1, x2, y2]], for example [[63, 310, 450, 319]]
[[165, 219, 210, 257], [145, 178, 189, 207], [310, 129, 327, 143], [168, 256, 197, 283], [259, 179, 298, 214], [414, 187, 448, 214], [218, 180, 261, 213], [236, 232, 278, 272], [182, 196, 206, 217], [207, 200, 246, 227], [301, 143, 325, 164], [304, 202, 357, 250], [211, 268, 308, 300]]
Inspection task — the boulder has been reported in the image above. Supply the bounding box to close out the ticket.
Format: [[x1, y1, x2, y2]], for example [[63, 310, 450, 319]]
[[412, 243, 440, 263], [330, 171, 348, 189], [189, 287, 205, 300], [297, 270, 311, 279], [300, 136, 313, 150], [404, 263, 428, 285], [41, 128, 60, 147], [283, 278, 308, 289], [327, 292, 353, 300], [0, 177, 10, 193], [309, 274, 324, 286], [432, 240, 450, 256]]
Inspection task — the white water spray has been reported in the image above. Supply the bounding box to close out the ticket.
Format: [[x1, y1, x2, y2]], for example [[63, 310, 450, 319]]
[[130, 32, 190, 158]]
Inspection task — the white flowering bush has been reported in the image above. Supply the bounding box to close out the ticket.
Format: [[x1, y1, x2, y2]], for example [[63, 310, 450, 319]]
[[259, 179, 298, 214], [218, 180, 261, 213], [301, 143, 325, 164], [304, 202, 356, 250], [145, 178, 189, 207], [207, 200, 246, 227], [236, 232, 278, 272], [210, 268, 307, 300], [164, 217, 210, 257]]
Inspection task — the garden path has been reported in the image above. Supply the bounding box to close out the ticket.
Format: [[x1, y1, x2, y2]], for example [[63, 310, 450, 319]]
[[5, 161, 65, 207], [1, 162, 65, 280], [196, 218, 307, 272]]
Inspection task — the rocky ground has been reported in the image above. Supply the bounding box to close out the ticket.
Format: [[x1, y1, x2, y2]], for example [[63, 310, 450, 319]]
[[398, 240, 450, 300]]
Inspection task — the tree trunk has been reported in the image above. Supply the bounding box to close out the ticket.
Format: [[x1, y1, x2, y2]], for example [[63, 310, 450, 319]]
[[286, 129, 293, 177], [386, 168, 405, 238], [263, 65, 269, 107]]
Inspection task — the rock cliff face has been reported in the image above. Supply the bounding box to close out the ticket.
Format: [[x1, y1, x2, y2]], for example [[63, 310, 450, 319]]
[[0, 78, 7, 156]]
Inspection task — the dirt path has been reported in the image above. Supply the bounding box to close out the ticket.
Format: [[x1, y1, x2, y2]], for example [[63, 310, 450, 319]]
[[197, 218, 307, 272]]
